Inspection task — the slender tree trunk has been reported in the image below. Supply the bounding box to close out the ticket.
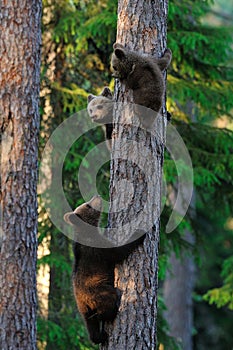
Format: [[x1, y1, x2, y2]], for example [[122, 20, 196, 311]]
[[0, 1, 41, 349], [163, 232, 195, 350], [102, 1, 169, 349]]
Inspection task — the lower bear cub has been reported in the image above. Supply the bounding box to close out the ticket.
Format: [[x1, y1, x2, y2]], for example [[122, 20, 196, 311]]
[[64, 196, 145, 344]]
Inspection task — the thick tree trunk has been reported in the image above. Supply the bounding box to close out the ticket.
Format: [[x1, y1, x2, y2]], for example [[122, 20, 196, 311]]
[[102, 1, 169, 349], [0, 1, 41, 349]]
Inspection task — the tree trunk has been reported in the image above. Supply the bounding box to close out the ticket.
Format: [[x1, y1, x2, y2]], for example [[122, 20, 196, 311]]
[[0, 1, 41, 349], [163, 232, 195, 350], [102, 1, 169, 349]]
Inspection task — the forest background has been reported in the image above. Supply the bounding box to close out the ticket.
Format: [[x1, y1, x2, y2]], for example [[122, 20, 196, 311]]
[[37, 0, 233, 349]]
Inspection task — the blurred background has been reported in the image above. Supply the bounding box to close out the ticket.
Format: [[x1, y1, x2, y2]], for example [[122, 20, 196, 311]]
[[37, 0, 233, 349]]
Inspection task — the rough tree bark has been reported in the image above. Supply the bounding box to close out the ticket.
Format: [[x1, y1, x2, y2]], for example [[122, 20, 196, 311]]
[[0, 1, 41, 349], [101, 1, 169, 349]]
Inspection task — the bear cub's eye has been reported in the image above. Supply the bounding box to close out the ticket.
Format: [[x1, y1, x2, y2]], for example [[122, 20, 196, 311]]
[[97, 105, 103, 110]]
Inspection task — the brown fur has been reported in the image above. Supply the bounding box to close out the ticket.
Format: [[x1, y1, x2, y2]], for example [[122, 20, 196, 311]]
[[87, 87, 113, 150], [64, 196, 145, 344], [111, 43, 172, 127]]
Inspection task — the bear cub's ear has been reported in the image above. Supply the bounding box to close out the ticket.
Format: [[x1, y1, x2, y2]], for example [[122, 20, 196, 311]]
[[64, 212, 80, 226], [113, 42, 124, 50], [157, 48, 172, 71], [87, 94, 96, 103], [101, 87, 113, 99], [113, 42, 126, 59]]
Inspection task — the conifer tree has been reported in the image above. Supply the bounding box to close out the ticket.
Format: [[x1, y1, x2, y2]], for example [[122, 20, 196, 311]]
[[37, 0, 233, 348], [100, 0, 170, 348], [0, 1, 41, 348]]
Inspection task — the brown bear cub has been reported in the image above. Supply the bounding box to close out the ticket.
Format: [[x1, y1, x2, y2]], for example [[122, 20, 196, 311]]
[[87, 87, 113, 150], [111, 43, 172, 127], [64, 196, 145, 344]]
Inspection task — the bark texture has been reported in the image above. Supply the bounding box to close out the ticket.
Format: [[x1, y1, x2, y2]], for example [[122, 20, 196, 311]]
[[102, 1, 169, 349], [0, 1, 41, 349]]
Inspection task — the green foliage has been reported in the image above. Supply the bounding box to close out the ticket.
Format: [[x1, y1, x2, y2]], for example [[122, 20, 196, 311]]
[[38, 0, 233, 349], [38, 253, 71, 273], [76, 1, 117, 52], [174, 123, 233, 193], [203, 255, 233, 310], [193, 213, 233, 348], [37, 315, 95, 350], [168, 0, 233, 122], [157, 296, 182, 350]]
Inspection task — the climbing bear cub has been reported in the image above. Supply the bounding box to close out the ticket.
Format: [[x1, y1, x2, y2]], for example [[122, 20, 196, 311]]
[[64, 196, 145, 344], [87, 45, 172, 147], [111, 43, 172, 127], [87, 87, 114, 150]]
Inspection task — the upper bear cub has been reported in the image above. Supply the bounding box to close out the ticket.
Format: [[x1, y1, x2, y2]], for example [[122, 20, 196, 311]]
[[111, 43, 172, 127], [64, 196, 145, 344], [87, 87, 114, 150]]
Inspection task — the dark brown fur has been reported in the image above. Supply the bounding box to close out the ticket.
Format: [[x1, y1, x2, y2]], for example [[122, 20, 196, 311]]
[[111, 43, 172, 127], [64, 196, 145, 344]]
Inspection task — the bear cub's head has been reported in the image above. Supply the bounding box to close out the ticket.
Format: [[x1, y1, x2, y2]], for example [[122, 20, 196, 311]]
[[64, 196, 102, 228], [87, 87, 113, 124], [111, 43, 135, 80]]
